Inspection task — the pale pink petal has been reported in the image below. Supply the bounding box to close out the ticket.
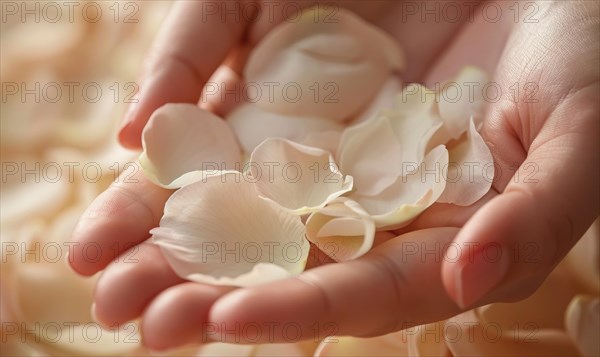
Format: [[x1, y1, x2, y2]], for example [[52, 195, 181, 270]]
[[306, 198, 375, 261], [249, 138, 353, 215], [245, 8, 404, 121], [565, 295, 600, 357], [226, 103, 343, 154], [351, 145, 449, 229], [152, 171, 308, 287], [351, 76, 403, 125], [139, 104, 241, 188], [437, 119, 494, 206], [438, 67, 490, 139]]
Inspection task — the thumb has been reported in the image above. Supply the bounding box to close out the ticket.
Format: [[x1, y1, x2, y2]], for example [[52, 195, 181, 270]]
[[442, 0, 600, 309]]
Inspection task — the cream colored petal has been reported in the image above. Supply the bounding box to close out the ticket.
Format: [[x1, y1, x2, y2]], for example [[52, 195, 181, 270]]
[[339, 98, 443, 196], [306, 198, 375, 261], [385, 86, 444, 159], [300, 130, 342, 155], [152, 171, 309, 287], [0, 177, 71, 229], [249, 138, 353, 214], [352, 145, 449, 229], [337, 116, 404, 196], [351, 76, 403, 125], [245, 7, 404, 121], [140, 103, 241, 188], [315, 332, 409, 357], [437, 119, 494, 206], [565, 295, 600, 357], [226, 103, 343, 154], [446, 310, 580, 357], [438, 67, 490, 139]]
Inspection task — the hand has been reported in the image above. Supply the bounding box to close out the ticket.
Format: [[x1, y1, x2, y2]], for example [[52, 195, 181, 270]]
[[68, 0, 599, 350]]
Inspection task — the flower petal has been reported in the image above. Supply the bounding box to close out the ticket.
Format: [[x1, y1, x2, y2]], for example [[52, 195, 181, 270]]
[[337, 116, 404, 196], [438, 66, 490, 139], [226, 103, 343, 154], [352, 145, 449, 229], [152, 171, 308, 287], [437, 119, 494, 206], [338, 95, 443, 196], [306, 198, 375, 261], [139, 104, 241, 188], [249, 138, 353, 214], [245, 7, 404, 121], [350, 76, 403, 125], [565, 295, 600, 357], [300, 130, 342, 155]]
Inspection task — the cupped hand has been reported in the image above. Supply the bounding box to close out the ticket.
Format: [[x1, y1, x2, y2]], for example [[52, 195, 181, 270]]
[[68, 0, 599, 350]]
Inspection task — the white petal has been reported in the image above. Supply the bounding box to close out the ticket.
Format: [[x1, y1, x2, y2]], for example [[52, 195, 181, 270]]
[[245, 8, 404, 121], [437, 119, 494, 206], [249, 138, 353, 214], [438, 67, 490, 139], [152, 171, 309, 287], [337, 116, 404, 196], [300, 130, 342, 155], [565, 295, 600, 357], [352, 145, 449, 229], [306, 198, 375, 261], [350, 76, 403, 125], [226, 103, 343, 154], [140, 103, 241, 188], [339, 100, 443, 196]]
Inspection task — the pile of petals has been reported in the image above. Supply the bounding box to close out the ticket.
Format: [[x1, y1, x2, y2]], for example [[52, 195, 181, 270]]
[[141, 7, 494, 286]]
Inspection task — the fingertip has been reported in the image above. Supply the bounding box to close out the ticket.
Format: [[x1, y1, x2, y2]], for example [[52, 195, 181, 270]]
[[118, 120, 143, 150]]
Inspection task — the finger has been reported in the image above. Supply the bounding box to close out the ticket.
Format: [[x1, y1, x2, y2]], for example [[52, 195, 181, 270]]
[[118, 1, 247, 149], [68, 163, 172, 276], [208, 228, 464, 343], [442, 0, 600, 309], [92, 243, 184, 327], [142, 283, 235, 351]]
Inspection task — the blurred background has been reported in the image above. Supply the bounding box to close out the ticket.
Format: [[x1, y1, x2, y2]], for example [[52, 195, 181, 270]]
[[0, 1, 598, 356]]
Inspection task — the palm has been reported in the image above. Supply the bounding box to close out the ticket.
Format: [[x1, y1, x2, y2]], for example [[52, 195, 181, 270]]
[[69, 0, 599, 350]]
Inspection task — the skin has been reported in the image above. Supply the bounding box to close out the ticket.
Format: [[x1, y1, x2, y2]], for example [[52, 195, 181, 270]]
[[69, 0, 599, 351]]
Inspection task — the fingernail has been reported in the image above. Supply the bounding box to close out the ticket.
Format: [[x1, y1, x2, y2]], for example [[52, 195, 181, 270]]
[[454, 244, 510, 309], [118, 106, 136, 134]]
